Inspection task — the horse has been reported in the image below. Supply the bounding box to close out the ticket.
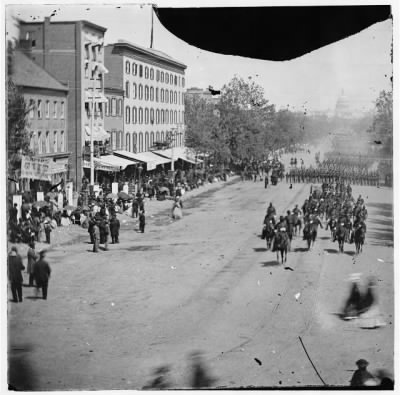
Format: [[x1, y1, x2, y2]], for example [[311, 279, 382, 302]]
[[303, 219, 321, 250], [335, 224, 346, 253], [354, 225, 365, 254], [263, 220, 275, 250], [273, 230, 288, 264]]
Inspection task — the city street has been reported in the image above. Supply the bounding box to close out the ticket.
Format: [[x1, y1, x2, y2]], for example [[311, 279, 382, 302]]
[[8, 162, 394, 390]]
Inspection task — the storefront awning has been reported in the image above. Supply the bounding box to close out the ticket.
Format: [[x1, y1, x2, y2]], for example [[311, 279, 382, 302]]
[[114, 150, 171, 171], [97, 155, 136, 170], [84, 90, 108, 103], [84, 126, 110, 142], [153, 147, 203, 165]]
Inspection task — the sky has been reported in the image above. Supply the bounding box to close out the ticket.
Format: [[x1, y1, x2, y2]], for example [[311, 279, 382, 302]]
[[5, 1, 393, 114]]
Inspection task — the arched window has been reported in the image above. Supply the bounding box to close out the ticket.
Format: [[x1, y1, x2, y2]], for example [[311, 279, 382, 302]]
[[118, 131, 123, 149], [165, 89, 169, 104], [156, 87, 159, 102], [145, 132, 149, 151], [161, 131, 165, 142], [174, 91, 177, 104], [170, 90, 173, 103], [132, 83, 137, 99], [161, 71, 164, 82], [139, 132, 143, 152], [116, 99, 120, 116], [165, 73, 169, 84], [174, 75, 177, 85], [37, 132, 42, 154], [156, 131, 160, 142], [118, 99, 123, 116], [139, 65, 143, 77], [156, 70, 160, 81], [150, 87, 154, 101], [45, 131, 50, 153], [139, 107, 143, 124], [132, 107, 137, 124], [139, 84, 143, 100], [182, 77, 185, 88], [145, 66, 149, 79], [125, 61, 130, 74], [60, 131, 65, 152], [45, 100, 50, 118], [133, 133, 137, 152], [156, 109, 160, 124], [150, 132, 155, 147], [145, 85, 149, 101], [150, 68, 154, 80], [125, 81, 130, 98], [150, 108, 154, 124], [166, 110, 169, 124], [161, 110, 164, 124], [170, 110, 173, 124], [161, 89, 164, 103], [126, 133, 131, 152], [125, 106, 130, 123], [145, 108, 149, 124], [170, 73, 173, 85], [174, 110, 177, 124], [132, 63, 137, 76], [105, 98, 110, 116]]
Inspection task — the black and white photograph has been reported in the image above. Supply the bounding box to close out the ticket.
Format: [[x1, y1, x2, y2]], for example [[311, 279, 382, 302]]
[[3, 0, 396, 391]]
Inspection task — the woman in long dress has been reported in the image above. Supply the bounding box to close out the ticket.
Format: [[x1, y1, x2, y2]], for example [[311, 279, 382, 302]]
[[172, 198, 183, 220]]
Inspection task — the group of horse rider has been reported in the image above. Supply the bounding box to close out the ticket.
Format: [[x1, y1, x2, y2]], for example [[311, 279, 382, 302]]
[[262, 179, 368, 257]]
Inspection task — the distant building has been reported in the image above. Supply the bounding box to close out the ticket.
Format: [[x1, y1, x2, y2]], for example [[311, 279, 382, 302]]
[[335, 90, 354, 119], [18, 17, 108, 190], [13, 49, 69, 188], [104, 40, 187, 155], [104, 87, 124, 151]]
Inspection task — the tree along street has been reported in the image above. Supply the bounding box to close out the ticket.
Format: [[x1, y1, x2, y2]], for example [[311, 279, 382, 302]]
[[8, 168, 393, 390]]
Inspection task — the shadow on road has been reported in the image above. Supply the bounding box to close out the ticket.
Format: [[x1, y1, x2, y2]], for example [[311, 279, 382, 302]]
[[260, 261, 281, 267], [345, 251, 356, 257], [253, 247, 268, 252], [320, 236, 331, 240], [293, 247, 309, 253], [324, 248, 338, 254], [8, 343, 38, 391]]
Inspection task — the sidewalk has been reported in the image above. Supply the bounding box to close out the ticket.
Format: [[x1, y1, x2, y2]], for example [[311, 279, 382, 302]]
[[8, 175, 240, 257]]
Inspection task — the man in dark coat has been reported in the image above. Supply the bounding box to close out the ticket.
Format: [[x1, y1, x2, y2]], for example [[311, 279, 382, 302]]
[[8, 246, 25, 302], [109, 214, 120, 244], [33, 250, 51, 300], [350, 359, 376, 387], [139, 210, 146, 233]]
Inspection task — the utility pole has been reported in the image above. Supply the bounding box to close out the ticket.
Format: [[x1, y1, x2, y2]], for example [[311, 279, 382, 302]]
[[90, 74, 95, 185]]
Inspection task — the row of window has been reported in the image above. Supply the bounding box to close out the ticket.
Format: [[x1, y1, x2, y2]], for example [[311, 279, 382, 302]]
[[125, 83, 184, 104], [110, 130, 183, 153], [125, 61, 185, 87], [28, 99, 65, 120], [85, 102, 104, 119], [124, 107, 184, 125], [84, 43, 103, 62], [30, 130, 66, 155]]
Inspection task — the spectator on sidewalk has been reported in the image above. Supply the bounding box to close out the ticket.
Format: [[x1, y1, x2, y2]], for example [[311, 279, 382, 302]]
[[8, 246, 25, 303], [34, 250, 51, 300], [44, 219, 52, 244], [139, 210, 146, 233], [110, 214, 120, 243]]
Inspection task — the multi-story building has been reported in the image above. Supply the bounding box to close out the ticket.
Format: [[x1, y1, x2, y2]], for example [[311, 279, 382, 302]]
[[18, 17, 108, 190], [13, 49, 69, 186], [104, 40, 187, 154]]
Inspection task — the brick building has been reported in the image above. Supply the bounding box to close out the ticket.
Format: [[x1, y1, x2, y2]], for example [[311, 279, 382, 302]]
[[13, 49, 70, 187], [18, 17, 108, 190]]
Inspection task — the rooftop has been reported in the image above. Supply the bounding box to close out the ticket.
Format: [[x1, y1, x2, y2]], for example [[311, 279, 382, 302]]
[[19, 18, 107, 33], [12, 50, 69, 92]]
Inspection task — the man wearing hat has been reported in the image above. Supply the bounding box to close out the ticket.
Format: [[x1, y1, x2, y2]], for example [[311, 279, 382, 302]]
[[33, 250, 51, 300], [8, 246, 25, 303], [350, 359, 376, 387]]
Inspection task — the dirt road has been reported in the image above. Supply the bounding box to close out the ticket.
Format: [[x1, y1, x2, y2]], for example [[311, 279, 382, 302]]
[[8, 174, 393, 390]]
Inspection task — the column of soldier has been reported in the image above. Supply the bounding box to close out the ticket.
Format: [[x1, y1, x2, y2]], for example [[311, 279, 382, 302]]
[[286, 156, 379, 186]]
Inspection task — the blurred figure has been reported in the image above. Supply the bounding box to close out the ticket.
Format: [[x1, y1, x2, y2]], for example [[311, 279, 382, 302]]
[[8, 246, 25, 303], [358, 277, 386, 329], [374, 369, 394, 389], [189, 351, 217, 389], [27, 241, 38, 287], [342, 273, 362, 320], [350, 359, 377, 387], [139, 210, 146, 233], [109, 214, 120, 244], [172, 198, 183, 220], [142, 365, 172, 389]]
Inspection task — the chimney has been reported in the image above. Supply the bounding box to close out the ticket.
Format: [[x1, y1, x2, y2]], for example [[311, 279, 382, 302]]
[[43, 17, 51, 68]]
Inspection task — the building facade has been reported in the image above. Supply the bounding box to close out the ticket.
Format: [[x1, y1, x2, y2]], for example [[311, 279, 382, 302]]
[[13, 50, 70, 186], [18, 17, 108, 190], [104, 41, 187, 154]]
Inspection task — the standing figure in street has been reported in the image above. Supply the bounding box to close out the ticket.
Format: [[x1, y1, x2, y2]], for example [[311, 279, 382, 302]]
[[264, 174, 269, 189], [139, 210, 146, 233], [110, 214, 120, 243], [44, 219, 52, 244], [131, 198, 139, 218], [88, 214, 95, 244], [100, 216, 110, 251], [172, 197, 183, 220], [27, 241, 38, 287], [33, 250, 51, 300], [8, 246, 25, 303], [93, 220, 100, 253]]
